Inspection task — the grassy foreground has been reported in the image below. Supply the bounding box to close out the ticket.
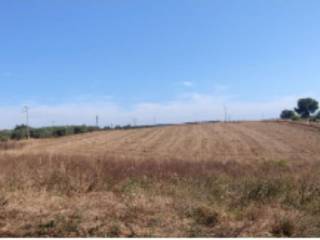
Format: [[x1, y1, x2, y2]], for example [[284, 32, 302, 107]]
[[0, 154, 320, 237]]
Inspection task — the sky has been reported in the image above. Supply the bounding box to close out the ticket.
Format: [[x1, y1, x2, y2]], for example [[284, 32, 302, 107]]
[[0, 0, 320, 128]]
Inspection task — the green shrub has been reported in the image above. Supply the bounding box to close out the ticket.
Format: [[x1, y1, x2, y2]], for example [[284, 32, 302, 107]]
[[280, 110, 296, 119], [11, 125, 29, 140], [3, 125, 101, 140], [73, 126, 87, 134], [0, 131, 11, 141], [31, 128, 53, 138], [53, 128, 67, 137]]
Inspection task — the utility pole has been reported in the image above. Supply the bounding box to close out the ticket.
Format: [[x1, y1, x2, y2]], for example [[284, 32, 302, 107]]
[[223, 105, 228, 122], [96, 115, 99, 128], [23, 106, 30, 139]]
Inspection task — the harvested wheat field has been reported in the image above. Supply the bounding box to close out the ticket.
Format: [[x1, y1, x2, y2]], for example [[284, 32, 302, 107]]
[[1, 121, 320, 237], [10, 121, 320, 162]]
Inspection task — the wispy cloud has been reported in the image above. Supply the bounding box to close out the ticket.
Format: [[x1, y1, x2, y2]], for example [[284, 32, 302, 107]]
[[0, 92, 317, 129]]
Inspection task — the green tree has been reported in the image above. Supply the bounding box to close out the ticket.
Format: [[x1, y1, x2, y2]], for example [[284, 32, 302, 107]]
[[11, 125, 30, 140], [0, 130, 11, 141], [73, 125, 87, 134], [53, 127, 67, 137], [295, 98, 319, 118], [280, 110, 296, 120], [30, 128, 53, 138]]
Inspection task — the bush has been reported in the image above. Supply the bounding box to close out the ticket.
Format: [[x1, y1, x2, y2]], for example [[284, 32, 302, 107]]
[[11, 125, 30, 140], [31, 128, 53, 138], [280, 110, 296, 120], [53, 128, 67, 137], [2, 125, 102, 141], [0, 131, 11, 142], [73, 126, 87, 134]]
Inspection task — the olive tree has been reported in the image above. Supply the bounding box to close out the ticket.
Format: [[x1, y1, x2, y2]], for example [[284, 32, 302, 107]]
[[295, 98, 319, 118], [280, 110, 296, 120]]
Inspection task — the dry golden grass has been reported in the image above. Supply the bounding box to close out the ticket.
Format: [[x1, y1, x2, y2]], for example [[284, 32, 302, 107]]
[[0, 121, 320, 237]]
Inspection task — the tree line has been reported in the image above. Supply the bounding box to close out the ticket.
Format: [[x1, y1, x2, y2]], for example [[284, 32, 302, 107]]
[[280, 97, 320, 121], [0, 123, 163, 141], [0, 125, 100, 141]]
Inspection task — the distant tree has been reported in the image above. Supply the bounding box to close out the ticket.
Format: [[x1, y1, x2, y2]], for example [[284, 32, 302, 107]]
[[11, 125, 30, 140], [280, 110, 296, 120], [295, 98, 319, 118], [53, 128, 67, 137], [0, 130, 11, 142], [30, 128, 52, 138], [73, 126, 87, 134], [316, 111, 320, 120]]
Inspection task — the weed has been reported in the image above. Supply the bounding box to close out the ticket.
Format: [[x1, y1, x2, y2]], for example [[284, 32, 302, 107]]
[[233, 177, 289, 207], [108, 224, 121, 237], [0, 194, 8, 207], [189, 206, 219, 227], [272, 217, 295, 237], [187, 225, 205, 237], [0, 153, 320, 237], [38, 220, 55, 229]]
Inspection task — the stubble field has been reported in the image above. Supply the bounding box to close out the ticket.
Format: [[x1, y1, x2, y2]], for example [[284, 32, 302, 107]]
[[14, 121, 320, 162]]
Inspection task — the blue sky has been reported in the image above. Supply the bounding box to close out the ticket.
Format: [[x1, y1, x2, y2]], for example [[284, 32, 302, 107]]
[[0, 0, 320, 128]]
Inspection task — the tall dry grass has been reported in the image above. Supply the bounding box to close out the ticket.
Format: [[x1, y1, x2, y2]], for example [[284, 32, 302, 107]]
[[0, 141, 26, 150], [0, 153, 320, 237]]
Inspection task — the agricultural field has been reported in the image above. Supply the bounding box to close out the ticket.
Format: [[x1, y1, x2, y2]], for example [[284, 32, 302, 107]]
[[11, 121, 320, 162], [1, 121, 320, 237]]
